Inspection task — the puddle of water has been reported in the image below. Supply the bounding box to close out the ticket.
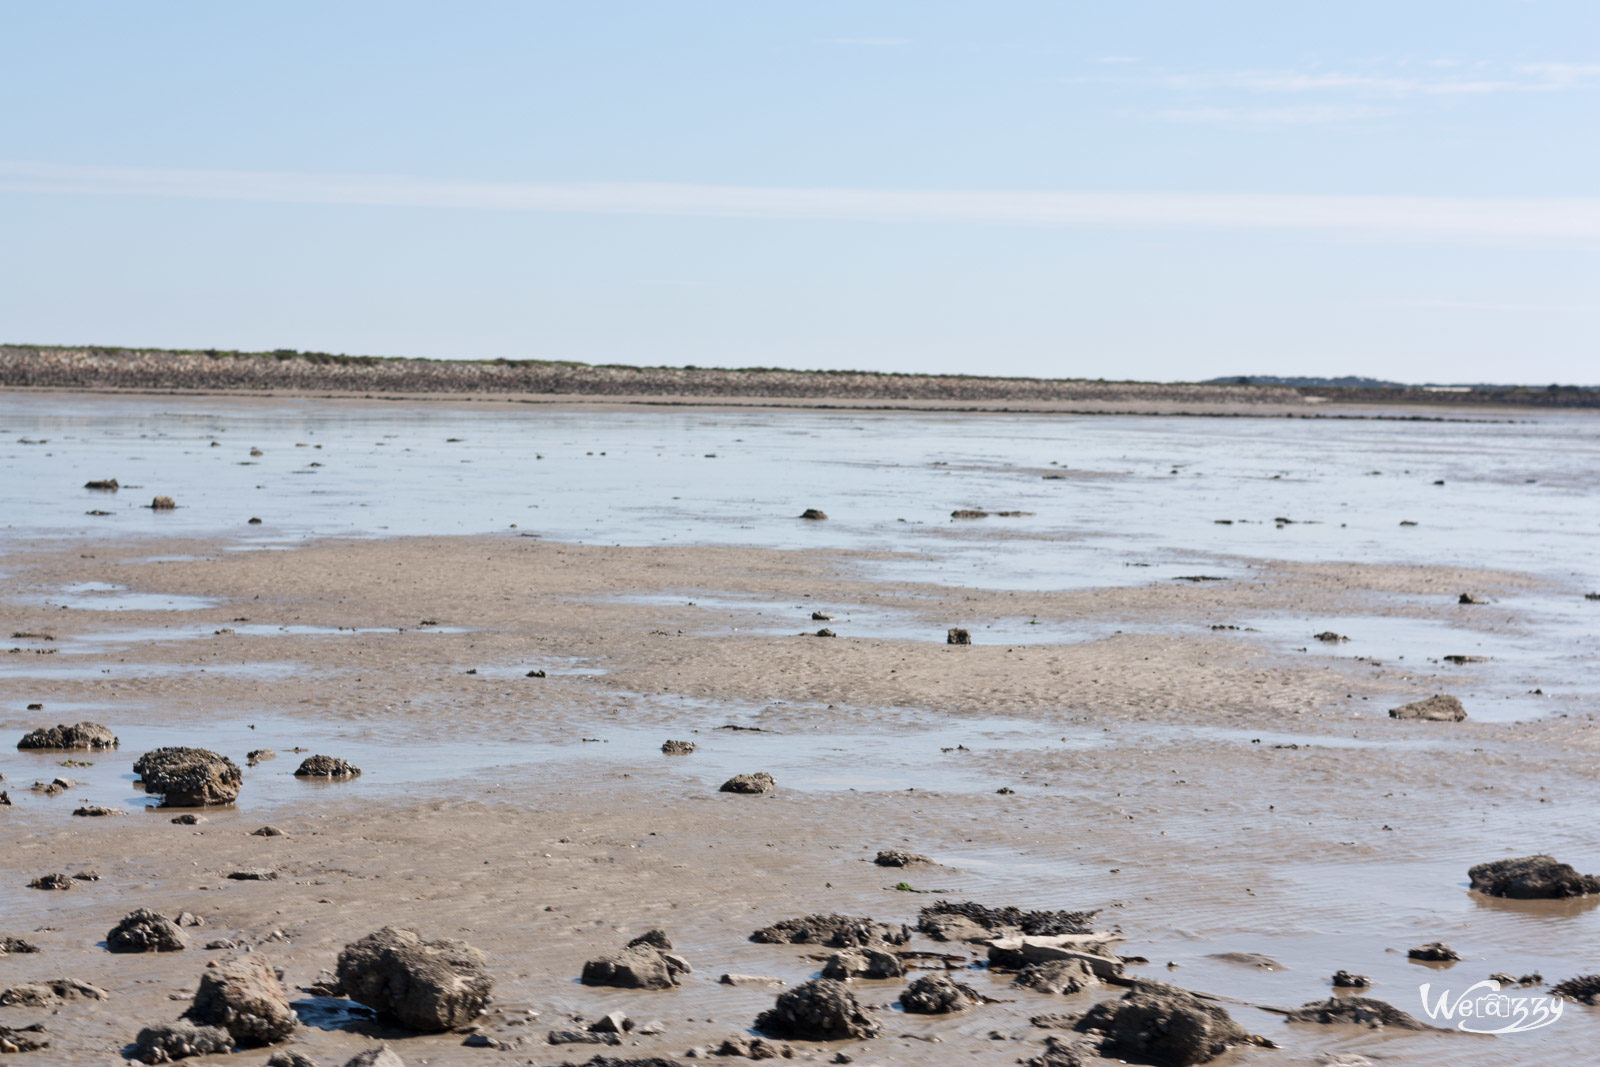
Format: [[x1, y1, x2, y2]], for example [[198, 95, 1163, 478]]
[[14, 582, 218, 613]]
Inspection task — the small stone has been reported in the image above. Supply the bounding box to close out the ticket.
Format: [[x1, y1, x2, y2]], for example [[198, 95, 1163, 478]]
[[720, 772, 776, 795], [947, 628, 971, 645], [661, 740, 696, 755], [1408, 942, 1459, 962], [132, 1020, 232, 1063], [1389, 694, 1467, 722], [293, 755, 361, 779], [252, 825, 287, 837], [1331, 970, 1371, 988], [227, 868, 278, 881], [28, 873, 75, 891], [799, 508, 828, 520], [171, 813, 205, 825], [151, 495, 177, 510], [107, 908, 187, 953]]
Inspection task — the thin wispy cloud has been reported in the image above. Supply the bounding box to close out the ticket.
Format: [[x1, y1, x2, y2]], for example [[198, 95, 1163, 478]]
[[3, 161, 1598, 246], [819, 36, 910, 47]]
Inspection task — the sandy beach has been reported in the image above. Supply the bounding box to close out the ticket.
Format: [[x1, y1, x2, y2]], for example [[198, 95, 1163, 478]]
[[3, 393, 1598, 1067]]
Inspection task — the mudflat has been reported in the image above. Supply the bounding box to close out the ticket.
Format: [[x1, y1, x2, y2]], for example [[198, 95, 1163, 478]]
[[2, 397, 1598, 1066]]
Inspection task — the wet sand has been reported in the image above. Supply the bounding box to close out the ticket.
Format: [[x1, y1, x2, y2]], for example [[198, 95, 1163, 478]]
[[4, 524, 1598, 1065]]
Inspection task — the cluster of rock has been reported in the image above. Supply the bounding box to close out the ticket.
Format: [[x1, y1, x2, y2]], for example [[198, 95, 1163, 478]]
[[16, 721, 119, 750], [580, 930, 692, 991], [134, 747, 243, 807]]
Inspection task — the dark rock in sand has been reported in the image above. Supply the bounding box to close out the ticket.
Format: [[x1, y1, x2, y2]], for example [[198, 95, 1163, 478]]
[[84, 478, 119, 490], [228, 868, 278, 881], [342, 1048, 406, 1067], [720, 973, 786, 988], [150, 495, 177, 510], [184, 953, 297, 1046], [918, 901, 1098, 938], [107, 908, 187, 953], [30, 776, 73, 796], [1283, 997, 1429, 1029], [252, 825, 287, 837], [17, 721, 118, 750], [0, 937, 40, 955], [294, 754, 361, 779], [951, 509, 989, 519], [947, 627, 971, 645], [1549, 974, 1600, 1005], [751, 913, 911, 948], [813, 627, 836, 637], [1408, 942, 1459, 962], [754, 978, 881, 1040], [1023, 1034, 1099, 1067], [811, 611, 833, 620], [1458, 593, 1486, 604], [580, 944, 691, 990], [132, 1020, 234, 1063], [720, 772, 776, 795], [336, 927, 493, 1032], [1075, 982, 1258, 1066], [799, 509, 828, 520], [28, 872, 75, 891], [0, 977, 109, 1006], [73, 805, 123, 817], [0, 1024, 49, 1054], [0, 791, 8, 806], [134, 747, 242, 806], [899, 974, 980, 1014], [1467, 854, 1600, 899], [1331, 970, 1371, 988], [821, 948, 905, 980], [660, 740, 696, 755], [1312, 631, 1348, 643], [627, 929, 673, 951], [873, 848, 932, 867], [547, 1028, 618, 1046], [246, 748, 276, 766], [1015, 960, 1098, 995], [170, 813, 204, 825], [1389, 694, 1466, 722], [265, 1051, 322, 1067]]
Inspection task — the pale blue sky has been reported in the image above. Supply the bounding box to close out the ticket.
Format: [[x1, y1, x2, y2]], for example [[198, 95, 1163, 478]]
[[2, 2, 1596, 382]]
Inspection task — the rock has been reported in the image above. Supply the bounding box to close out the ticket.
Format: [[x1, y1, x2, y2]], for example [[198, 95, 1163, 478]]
[[921, 901, 1099, 938], [1467, 854, 1600, 898], [266, 1051, 322, 1067], [821, 948, 905, 980], [814, 628, 836, 638], [151, 495, 177, 510], [547, 1029, 618, 1045], [0, 937, 40, 955], [343, 1048, 407, 1067], [1407, 942, 1459, 962], [170, 813, 205, 825], [1283, 997, 1429, 1029], [134, 747, 243, 806], [252, 825, 288, 837], [0, 978, 110, 1006], [627, 929, 673, 950], [175, 912, 204, 927], [1023, 1034, 1099, 1067], [73, 805, 124, 817], [206, 939, 237, 951], [590, 1012, 632, 1034], [947, 628, 971, 645], [17, 721, 119, 749], [1389, 695, 1466, 722], [30, 777, 73, 796], [185, 953, 298, 1045], [799, 509, 828, 520], [720, 973, 786, 988], [580, 944, 690, 990], [899, 974, 980, 1013], [107, 908, 188, 953], [336, 927, 493, 1032], [1206, 951, 1283, 971], [73, 870, 99, 881], [0, 1024, 49, 1054], [1458, 593, 1486, 604], [720, 772, 776, 795], [1015, 960, 1098, 995], [811, 611, 833, 620], [1312, 631, 1348, 643], [751, 913, 911, 948], [713, 1035, 793, 1058], [27, 872, 75, 891], [660, 740, 696, 755], [754, 978, 881, 1040], [228, 868, 278, 881], [294, 755, 361, 778], [1075, 982, 1258, 1066], [132, 1020, 234, 1063], [872, 849, 931, 867], [247, 749, 276, 766], [1331, 970, 1371, 988], [84, 478, 119, 490], [951, 509, 988, 519], [1549, 974, 1600, 1004], [0, 791, 8, 806]]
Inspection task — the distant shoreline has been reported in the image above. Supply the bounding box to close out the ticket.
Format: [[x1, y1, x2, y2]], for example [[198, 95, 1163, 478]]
[[2, 344, 1595, 411]]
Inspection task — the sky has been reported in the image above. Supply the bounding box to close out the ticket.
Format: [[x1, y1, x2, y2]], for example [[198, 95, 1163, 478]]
[[2, 2, 1596, 383]]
